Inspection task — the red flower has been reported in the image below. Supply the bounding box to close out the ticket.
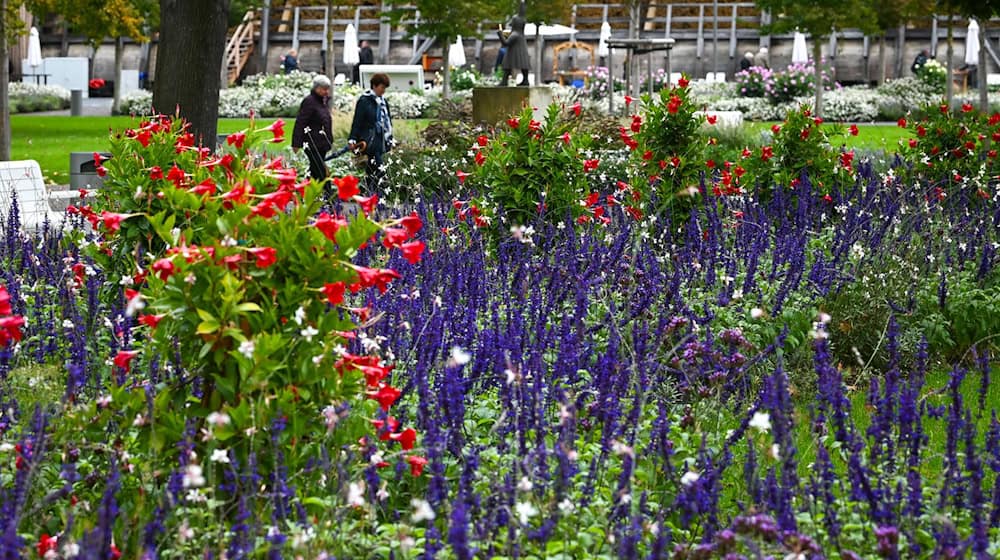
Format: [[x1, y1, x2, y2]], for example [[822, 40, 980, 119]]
[[96, 166, 107, 177], [167, 164, 186, 187], [149, 166, 163, 180], [400, 212, 423, 235], [138, 314, 164, 329], [561, 132, 571, 145], [227, 131, 247, 149], [400, 240, 425, 264], [0, 286, 10, 316], [571, 102, 582, 117], [761, 146, 773, 161], [371, 384, 402, 411], [37, 534, 58, 558], [990, 113, 1000, 126], [110, 544, 122, 560], [114, 350, 139, 372], [456, 170, 470, 183], [322, 281, 346, 305], [477, 135, 489, 147], [642, 150, 653, 161], [800, 129, 810, 140], [507, 117, 520, 128], [897, 118, 907, 128], [771, 125, 781, 134], [849, 124, 859, 136], [917, 125, 927, 137], [93, 152, 105, 166], [475, 151, 486, 166], [334, 175, 360, 200], [382, 227, 411, 248], [190, 178, 217, 197], [706, 115, 718, 125], [136, 129, 152, 147], [314, 212, 348, 242], [840, 151, 854, 169], [908, 138, 918, 148], [624, 95, 634, 107], [0, 316, 24, 346], [89, 78, 105, 89], [407, 454, 428, 476], [357, 194, 379, 216], [677, 76, 689, 88], [670, 156, 681, 168], [248, 247, 277, 269], [100, 211, 127, 232], [813, 117, 823, 125], [582, 159, 600, 172], [631, 115, 643, 132], [705, 159, 716, 169], [585, 192, 600, 206], [266, 119, 285, 140], [389, 427, 417, 450], [962, 103, 974, 113]]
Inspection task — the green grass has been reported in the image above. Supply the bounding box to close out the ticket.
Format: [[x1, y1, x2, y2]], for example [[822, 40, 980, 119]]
[[10, 116, 432, 184], [746, 122, 914, 151]]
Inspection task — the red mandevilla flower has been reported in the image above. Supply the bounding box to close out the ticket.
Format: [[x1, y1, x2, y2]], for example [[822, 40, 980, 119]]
[[266, 119, 285, 141], [898, 118, 907, 128], [357, 194, 379, 216], [456, 170, 470, 183], [400, 241, 425, 265], [583, 159, 600, 172], [477, 135, 489, 147], [407, 454, 428, 476], [390, 427, 418, 450], [149, 166, 163, 180], [322, 281, 346, 305], [314, 212, 348, 242], [248, 247, 277, 269], [227, 131, 247, 149], [138, 314, 164, 329], [849, 124, 859, 136], [37, 534, 58, 558], [371, 384, 402, 411], [334, 175, 360, 200], [114, 350, 139, 372]]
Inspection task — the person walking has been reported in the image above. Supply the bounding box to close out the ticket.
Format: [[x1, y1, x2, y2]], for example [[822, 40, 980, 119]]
[[292, 75, 333, 184], [740, 51, 754, 71], [911, 49, 929, 75], [349, 73, 395, 191]]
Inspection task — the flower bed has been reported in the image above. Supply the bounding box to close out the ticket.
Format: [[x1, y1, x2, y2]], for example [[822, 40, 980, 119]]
[[7, 82, 70, 113], [0, 101, 999, 558]]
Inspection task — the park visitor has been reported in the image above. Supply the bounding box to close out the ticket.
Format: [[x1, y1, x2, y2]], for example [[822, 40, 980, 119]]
[[291, 74, 333, 183], [349, 72, 395, 191], [281, 49, 298, 74]]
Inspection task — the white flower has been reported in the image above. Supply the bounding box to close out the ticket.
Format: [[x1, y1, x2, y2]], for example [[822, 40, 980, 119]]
[[749, 411, 772, 433], [680, 470, 700, 487], [347, 481, 366, 507], [750, 307, 765, 319], [238, 339, 255, 359], [449, 346, 471, 366], [210, 449, 230, 463], [184, 273, 196, 285], [517, 476, 533, 492], [770, 443, 781, 459], [206, 411, 231, 427], [62, 319, 74, 329], [557, 499, 576, 513], [301, 325, 319, 342], [294, 306, 307, 326], [411, 498, 436, 522], [182, 464, 205, 488], [61, 541, 80, 558], [514, 501, 538, 524]]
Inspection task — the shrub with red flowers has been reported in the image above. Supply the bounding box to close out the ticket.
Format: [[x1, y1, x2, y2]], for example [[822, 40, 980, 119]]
[[626, 77, 708, 218], [75, 116, 427, 484], [459, 104, 598, 228], [898, 103, 1000, 191], [739, 106, 850, 196]]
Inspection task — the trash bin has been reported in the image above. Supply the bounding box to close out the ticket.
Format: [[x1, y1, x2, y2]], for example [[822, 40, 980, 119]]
[[69, 152, 112, 190]]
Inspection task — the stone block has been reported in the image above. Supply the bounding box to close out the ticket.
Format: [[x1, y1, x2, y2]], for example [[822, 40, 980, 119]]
[[472, 87, 554, 125]]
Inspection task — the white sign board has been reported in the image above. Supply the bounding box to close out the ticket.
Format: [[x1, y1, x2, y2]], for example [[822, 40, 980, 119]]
[[358, 64, 425, 91], [120, 70, 141, 95]]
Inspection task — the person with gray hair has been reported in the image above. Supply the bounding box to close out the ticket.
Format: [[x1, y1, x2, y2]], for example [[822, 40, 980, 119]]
[[755, 46, 770, 69], [740, 51, 755, 71], [292, 75, 334, 183]]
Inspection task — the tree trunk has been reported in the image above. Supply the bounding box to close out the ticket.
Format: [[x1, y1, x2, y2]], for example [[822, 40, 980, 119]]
[[813, 38, 823, 118], [0, 0, 11, 161], [112, 38, 125, 115], [444, 40, 455, 97], [894, 25, 906, 79], [878, 33, 887, 85], [153, 0, 231, 151], [979, 21, 989, 113], [946, 17, 953, 107], [326, 0, 335, 75]]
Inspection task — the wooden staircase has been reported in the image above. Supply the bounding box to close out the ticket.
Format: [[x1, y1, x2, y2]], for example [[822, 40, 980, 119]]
[[224, 10, 258, 85]]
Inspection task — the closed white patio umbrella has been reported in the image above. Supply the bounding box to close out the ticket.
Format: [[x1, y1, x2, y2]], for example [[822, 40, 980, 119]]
[[791, 31, 809, 64], [343, 24, 360, 65], [965, 19, 980, 66], [449, 35, 467, 67], [27, 26, 43, 70], [597, 21, 611, 58]]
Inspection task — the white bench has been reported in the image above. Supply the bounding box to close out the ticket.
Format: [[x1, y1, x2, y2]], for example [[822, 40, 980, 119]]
[[0, 160, 90, 230]]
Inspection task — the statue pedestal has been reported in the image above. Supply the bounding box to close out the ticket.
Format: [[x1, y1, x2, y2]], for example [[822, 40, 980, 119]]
[[472, 87, 554, 125]]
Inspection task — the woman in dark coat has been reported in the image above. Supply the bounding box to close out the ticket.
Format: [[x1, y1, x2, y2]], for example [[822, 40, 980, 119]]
[[291, 75, 333, 183], [498, 1, 530, 86]]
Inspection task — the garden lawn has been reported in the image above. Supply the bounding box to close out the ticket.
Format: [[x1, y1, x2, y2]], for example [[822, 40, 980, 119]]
[[748, 122, 913, 151], [10, 115, 430, 183]]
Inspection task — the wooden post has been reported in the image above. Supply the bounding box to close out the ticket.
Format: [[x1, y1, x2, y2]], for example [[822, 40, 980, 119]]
[[0, 0, 10, 161], [378, 0, 391, 63], [260, 0, 271, 71]]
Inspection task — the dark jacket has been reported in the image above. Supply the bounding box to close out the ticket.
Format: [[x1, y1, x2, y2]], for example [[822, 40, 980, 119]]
[[359, 46, 375, 65], [292, 90, 332, 154], [349, 92, 393, 158]]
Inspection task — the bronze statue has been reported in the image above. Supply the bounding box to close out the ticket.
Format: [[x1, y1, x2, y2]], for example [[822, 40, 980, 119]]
[[498, 1, 531, 86]]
